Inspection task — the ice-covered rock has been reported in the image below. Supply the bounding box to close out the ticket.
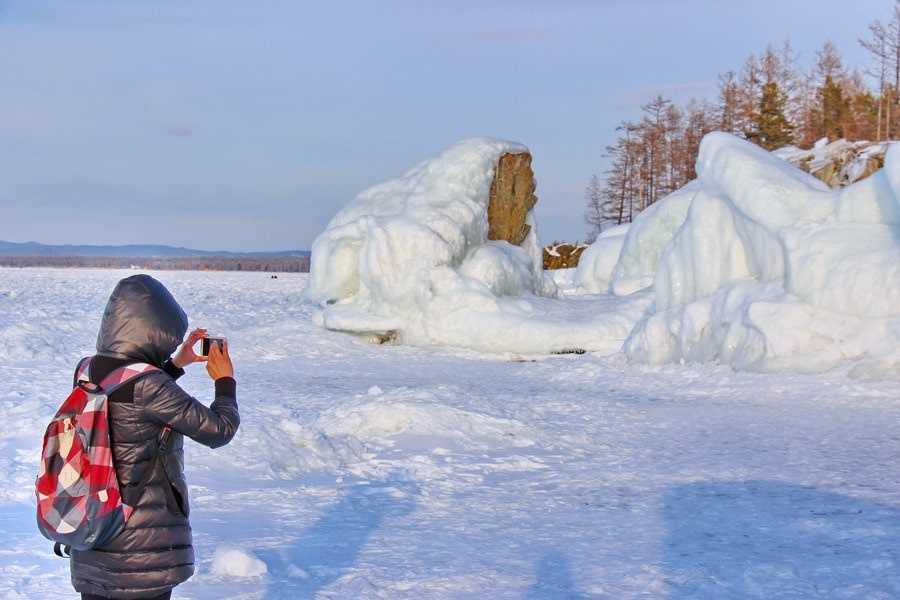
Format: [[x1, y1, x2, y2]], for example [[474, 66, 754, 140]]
[[487, 151, 538, 245], [543, 241, 588, 270], [309, 138, 634, 354], [619, 132, 900, 373], [774, 138, 887, 187], [307, 138, 541, 311], [310, 131, 900, 372], [307, 138, 532, 309]]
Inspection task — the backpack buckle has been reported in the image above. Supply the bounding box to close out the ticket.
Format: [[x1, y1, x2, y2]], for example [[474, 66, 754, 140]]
[[76, 380, 103, 394]]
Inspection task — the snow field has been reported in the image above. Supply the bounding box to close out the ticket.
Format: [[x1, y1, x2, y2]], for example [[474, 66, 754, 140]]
[[2, 269, 900, 598]]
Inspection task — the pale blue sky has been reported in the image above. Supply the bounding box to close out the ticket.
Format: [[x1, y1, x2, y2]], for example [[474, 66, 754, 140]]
[[0, 0, 887, 251]]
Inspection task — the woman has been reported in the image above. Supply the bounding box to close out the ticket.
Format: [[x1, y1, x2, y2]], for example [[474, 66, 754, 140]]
[[71, 274, 240, 600]]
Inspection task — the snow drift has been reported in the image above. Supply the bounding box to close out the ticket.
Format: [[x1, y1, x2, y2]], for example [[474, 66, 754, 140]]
[[210, 546, 268, 578], [306, 138, 650, 354], [574, 223, 630, 293], [591, 132, 900, 374]]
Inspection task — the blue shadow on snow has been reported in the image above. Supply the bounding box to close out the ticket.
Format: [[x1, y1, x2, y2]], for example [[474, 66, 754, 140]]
[[524, 549, 594, 600], [661, 480, 900, 598], [261, 480, 417, 599]]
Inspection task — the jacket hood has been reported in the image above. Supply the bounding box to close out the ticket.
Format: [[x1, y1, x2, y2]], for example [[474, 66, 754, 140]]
[[96, 275, 188, 366]]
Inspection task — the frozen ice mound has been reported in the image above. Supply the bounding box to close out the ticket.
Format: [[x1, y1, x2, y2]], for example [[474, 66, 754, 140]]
[[307, 137, 645, 354], [309, 132, 900, 373], [210, 546, 268, 578], [306, 137, 538, 309], [597, 132, 900, 373], [260, 387, 543, 479], [317, 399, 537, 450], [574, 223, 630, 293]]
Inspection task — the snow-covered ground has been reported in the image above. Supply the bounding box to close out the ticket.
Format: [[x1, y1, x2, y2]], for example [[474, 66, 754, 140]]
[[3, 267, 900, 599]]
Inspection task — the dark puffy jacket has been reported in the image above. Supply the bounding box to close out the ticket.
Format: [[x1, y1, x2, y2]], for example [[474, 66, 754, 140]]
[[70, 275, 240, 599]]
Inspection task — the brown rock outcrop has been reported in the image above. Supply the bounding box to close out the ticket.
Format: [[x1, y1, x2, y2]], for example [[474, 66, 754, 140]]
[[543, 242, 589, 270], [487, 152, 537, 246], [777, 139, 888, 187]]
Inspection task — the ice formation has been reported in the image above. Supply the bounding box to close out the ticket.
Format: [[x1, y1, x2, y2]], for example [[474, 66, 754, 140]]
[[310, 132, 900, 372], [608, 133, 900, 373], [573, 223, 629, 293], [307, 138, 542, 342], [307, 138, 653, 354]]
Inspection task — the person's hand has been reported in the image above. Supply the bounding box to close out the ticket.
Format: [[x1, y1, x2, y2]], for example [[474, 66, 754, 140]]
[[172, 328, 209, 369], [206, 338, 234, 381]]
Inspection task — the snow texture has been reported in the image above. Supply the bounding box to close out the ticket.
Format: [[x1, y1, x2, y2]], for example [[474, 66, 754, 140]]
[[4, 268, 900, 599]]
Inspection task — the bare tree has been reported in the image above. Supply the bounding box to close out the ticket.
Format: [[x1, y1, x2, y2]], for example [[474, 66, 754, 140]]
[[814, 40, 847, 84], [583, 174, 605, 241], [737, 53, 763, 137], [717, 71, 741, 134], [861, 18, 893, 139]]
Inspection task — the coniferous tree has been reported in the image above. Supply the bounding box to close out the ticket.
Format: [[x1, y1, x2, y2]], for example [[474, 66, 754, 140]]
[[847, 89, 879, 139], [817, 75, 850, 140], [750, 81, 795, 150]]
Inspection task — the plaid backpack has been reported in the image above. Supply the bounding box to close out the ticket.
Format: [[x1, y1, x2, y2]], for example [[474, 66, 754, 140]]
[[36, 357, 168, 556]]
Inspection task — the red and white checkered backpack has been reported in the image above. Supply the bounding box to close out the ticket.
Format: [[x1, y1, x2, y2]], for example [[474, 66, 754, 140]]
[[36, 357, 165, 556]]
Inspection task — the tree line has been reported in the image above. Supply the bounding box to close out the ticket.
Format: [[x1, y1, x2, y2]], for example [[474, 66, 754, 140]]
[[0, 256, 310, 272], [585, 2, 900, 240]]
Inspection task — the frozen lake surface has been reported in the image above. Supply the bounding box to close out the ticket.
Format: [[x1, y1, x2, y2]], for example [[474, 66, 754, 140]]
[[2, 268, 899, 599]]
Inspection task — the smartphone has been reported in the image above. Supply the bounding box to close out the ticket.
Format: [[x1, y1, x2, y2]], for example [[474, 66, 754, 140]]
[[200, 336, 226, 357]]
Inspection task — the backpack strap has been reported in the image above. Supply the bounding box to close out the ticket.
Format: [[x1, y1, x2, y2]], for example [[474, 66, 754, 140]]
[[71, 360, 172, 513], [98, 362, 172, 509], [98, 364, 169, 450], [74, 356, 92, 387], [97, 363, 161, 396]]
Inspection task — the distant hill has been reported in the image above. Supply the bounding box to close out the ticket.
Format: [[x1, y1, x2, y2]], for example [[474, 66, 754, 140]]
[[0, 240, 309, 258]]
